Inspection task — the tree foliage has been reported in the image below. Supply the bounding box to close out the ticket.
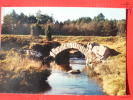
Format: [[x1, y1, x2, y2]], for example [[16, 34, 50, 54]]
[[36, 10, 53, 24], [2, 10, 126, 37], [93, 13, 105, 22], [116, 19, 126, 36]]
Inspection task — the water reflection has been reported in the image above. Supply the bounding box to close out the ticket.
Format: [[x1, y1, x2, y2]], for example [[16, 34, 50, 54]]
[[51, 58, 86, 72], [51, 62, 72, 72], [44, 58, 104, 95]]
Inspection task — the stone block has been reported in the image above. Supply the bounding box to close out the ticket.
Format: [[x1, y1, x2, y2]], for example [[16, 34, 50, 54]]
[[97, 46, 111, 59]]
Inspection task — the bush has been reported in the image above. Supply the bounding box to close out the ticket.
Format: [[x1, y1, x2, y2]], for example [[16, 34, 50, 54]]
[[30, 23, 42, 36], [45, 25, 52, 41]]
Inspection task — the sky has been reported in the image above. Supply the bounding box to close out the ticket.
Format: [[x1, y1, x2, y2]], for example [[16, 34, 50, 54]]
[[1, 7, 126, 22]]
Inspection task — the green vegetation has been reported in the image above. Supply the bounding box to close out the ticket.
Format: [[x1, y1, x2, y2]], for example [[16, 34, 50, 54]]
[[45, 25, 52, 41], [2, 10, 126, 36], [30, 23, 42, 36], [1, 8, 126, 95], [1, 34, 126, 95]]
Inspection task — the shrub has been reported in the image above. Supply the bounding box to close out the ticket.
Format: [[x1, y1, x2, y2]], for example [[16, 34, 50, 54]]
[[30, 23, 42, 37], [45, 25, 52, 41]]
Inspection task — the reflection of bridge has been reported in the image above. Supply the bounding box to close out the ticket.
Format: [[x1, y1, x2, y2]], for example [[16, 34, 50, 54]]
[[50, 42, 111, 65]]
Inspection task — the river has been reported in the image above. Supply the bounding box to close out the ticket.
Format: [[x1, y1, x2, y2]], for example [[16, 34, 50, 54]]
[[42, 58, 104, 95]]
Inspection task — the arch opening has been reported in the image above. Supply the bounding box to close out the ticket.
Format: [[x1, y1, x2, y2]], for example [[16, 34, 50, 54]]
[[51, 48, 86, 72]]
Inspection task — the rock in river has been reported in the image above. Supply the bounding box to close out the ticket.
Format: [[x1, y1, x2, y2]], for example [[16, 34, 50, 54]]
[[67, 69, 81, 74]]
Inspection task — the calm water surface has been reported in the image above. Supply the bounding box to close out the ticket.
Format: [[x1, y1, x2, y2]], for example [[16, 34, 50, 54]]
[[43, 58, 104, 95]]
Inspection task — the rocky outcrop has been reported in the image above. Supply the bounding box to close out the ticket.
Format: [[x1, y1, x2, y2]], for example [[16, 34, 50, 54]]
[[92, 45, 111, 60], [86, 42, 118, 66], [19, 49, 43, 57]]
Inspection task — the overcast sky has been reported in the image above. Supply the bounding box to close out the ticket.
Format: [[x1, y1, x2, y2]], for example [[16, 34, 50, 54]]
[[1, 7, 126, 22]]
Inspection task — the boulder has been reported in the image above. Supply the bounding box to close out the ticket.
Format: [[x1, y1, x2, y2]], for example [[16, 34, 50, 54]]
[[92, 45, 111, 59], [67, 69, 81, 74], [92, 46, 100, 55], [97, 46, 111, 59]]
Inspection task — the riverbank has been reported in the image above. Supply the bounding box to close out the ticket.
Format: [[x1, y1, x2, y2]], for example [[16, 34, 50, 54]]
[[0, 35, 126, 95], [0, 49, 51, 93], [84, 37, 126, 95], [0, 35, 62, 93]]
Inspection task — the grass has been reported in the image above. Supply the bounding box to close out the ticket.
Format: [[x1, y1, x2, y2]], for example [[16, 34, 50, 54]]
[[83, 36, 126, 95], [1, 34, 125, 45], [1, 34, 126, 95], [0, 49, 51, 93]]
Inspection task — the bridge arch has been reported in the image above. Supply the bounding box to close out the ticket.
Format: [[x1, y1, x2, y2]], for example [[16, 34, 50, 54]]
[[48, 42, 112, 67], [50, 43, 89, 58]]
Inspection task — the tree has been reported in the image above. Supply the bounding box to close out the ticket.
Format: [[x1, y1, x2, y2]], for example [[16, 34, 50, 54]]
[[30, 23, 42, 36], [10, 10, 18, 23], [36, 10, 53, 24], [2, 14, 12, 34], [45, 25, 52, 41], [51, 21, 61, 35], [64, 19, 71, 25], [93, 13, 105, 22], [86, 21, 102, 36], [27, 15, 37, 24], [18, 12, 28, 24], [2, 10, 18, 34], [76, 17, 92, 23], [101, 19, 118, 36], [116, 19, 126, 36], [36, 10, 42, 23], [109, 20, 118, 36]]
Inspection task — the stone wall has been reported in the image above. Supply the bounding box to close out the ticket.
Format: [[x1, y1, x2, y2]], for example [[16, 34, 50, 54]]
[[49, 42, 114, 67]]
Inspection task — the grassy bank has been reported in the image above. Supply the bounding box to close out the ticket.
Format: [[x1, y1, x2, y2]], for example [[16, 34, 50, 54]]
[[0, 49, 51, 93], [1, 35, 126, 95], [84, 36, 126, 95], [0, 35, 61, 93], [1, 34, 125, 45]]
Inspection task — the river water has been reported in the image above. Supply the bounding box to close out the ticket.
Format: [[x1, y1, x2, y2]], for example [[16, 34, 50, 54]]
[[43, 58, 104, 95]]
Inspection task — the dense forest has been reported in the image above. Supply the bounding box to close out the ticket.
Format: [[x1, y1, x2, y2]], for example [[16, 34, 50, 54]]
[[2, 10, 126, 36]]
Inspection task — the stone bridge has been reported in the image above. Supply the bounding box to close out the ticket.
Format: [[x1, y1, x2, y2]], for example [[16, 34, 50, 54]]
[[49, 42, 111, 65], [50, 43, 88, 58]]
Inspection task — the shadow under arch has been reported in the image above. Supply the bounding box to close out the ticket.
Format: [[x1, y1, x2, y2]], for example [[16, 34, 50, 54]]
[[54, 48, 86, 72]]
